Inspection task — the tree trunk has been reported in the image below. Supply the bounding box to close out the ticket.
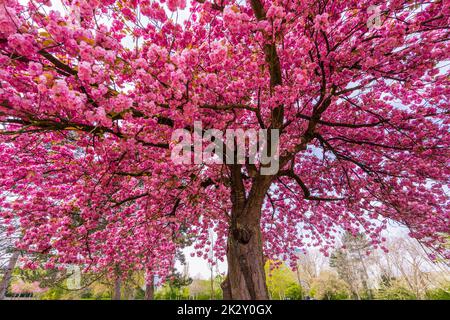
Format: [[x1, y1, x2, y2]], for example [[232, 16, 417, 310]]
[[145, 276, 154, 300], [222, 175, 271, 300], [224, 220, 268, 299], [0, 250, 19, 300], [113, 277, 121, 300]]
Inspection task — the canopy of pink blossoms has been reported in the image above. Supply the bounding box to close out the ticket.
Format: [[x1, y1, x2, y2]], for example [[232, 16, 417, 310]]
[[0, 0, 448, 279]]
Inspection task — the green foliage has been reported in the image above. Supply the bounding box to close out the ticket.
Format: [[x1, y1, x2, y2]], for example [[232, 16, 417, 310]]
[[155, 285, 190, 300], [265, 261, 299, 300], [134, 287, 145, 300], [166, 269, 193, 289], [39, 287, 100, 300], [17, 268, 67, 289], [80, 290, 93, 299], [40, 287, 65, 300], [89, 282, 112, 300], [310, 272, 351, 300], [425, 285, 450, 300], [285, 283, 303, 300], [188, 277, 223, 300], [153, 268, 193, 300], [375, 280, 417, 300]]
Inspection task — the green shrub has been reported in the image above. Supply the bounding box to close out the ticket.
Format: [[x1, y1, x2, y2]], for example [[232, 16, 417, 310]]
[[376, 284, 417, 300], [310, 272, 351, 300], [285, 283, 303, 300], [426, 286, 450, 300]]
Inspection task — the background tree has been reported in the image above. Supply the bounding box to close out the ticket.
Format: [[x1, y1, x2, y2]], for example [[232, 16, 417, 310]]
[[188, 276, 224, 300], [265, 260, 299, 300], [310, 271, 351, 300], [374, 236, 450, 299], [375, 275, 418, 300], [157, 268, 192, 300], [295, 249, 327, 294], [330, 232, 374, 299]]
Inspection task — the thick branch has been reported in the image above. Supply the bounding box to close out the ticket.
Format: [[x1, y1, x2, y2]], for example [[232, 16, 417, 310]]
[[279, 170, 344, 202]]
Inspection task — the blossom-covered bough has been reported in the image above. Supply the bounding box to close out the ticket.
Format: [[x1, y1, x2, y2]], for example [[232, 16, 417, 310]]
[[0, 0, 449, 299]]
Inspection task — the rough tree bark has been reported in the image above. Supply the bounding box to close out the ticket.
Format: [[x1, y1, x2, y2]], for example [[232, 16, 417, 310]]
[[223, 211, 269, 299], [0, 250, 19, 300]]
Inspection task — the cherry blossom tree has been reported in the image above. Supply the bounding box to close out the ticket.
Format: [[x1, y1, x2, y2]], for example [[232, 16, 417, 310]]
[[0, 0, 449, 299]]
